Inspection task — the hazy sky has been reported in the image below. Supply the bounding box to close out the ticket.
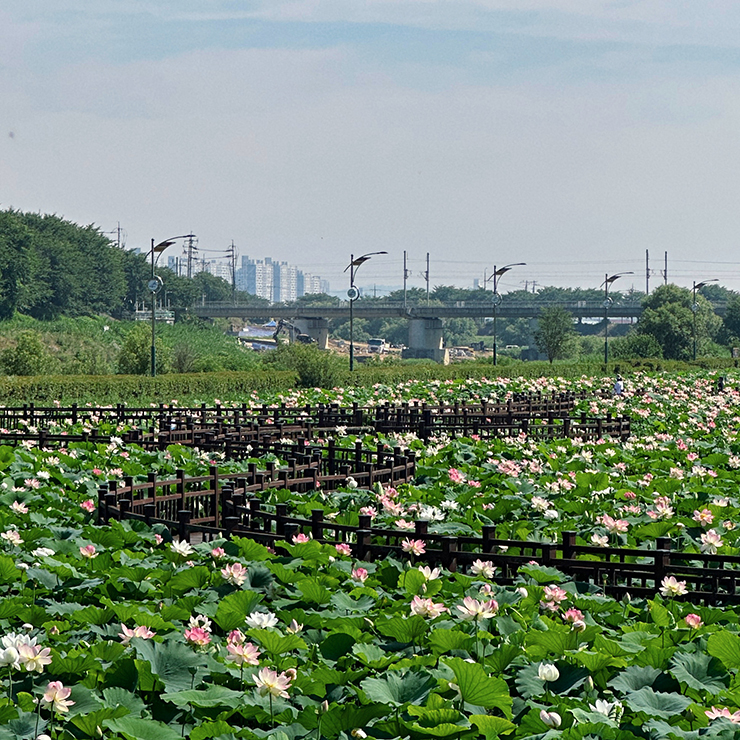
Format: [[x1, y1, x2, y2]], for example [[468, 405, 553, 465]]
[[4, 1, 740, 294]]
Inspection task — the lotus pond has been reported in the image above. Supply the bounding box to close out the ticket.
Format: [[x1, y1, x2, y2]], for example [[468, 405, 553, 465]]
[[2, 371, 740, 739]]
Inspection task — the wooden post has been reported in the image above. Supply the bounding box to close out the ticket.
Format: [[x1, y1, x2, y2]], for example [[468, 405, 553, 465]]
[[311, 509, 324, 541], [442, 537, 458, 572]]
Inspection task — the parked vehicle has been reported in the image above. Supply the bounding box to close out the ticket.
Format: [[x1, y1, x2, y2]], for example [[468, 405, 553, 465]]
[[367, 338, 387, 353]]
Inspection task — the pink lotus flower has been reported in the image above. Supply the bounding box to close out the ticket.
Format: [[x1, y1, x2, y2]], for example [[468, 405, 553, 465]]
[[292, 533, 311, 544], [543, 585, 568, 603], [80, 499, 96, 513], [599, 515, 629, 534], [470, 560, 496, 579], [395, 519, 415, 530], [228, 629, 245, 645], [359, 506, 377, 518], [119, 624, 156, 645], [79, 544, 98, 559], [401, 538, 426, 556], [253, 667, 296, 698], [335, 543, 352, 556], [227, 641, 261, 666], [10, 501, 28, 514], [455, 596, 498, 620], [184, 627, 211, 647], [409, 596, 448, 618], [706, 706, 740, 724], [693, 509, 714, 526], [701, 530, 723, 555], [211, 547, 226, 559], [351, 567, 369, 584], [660, 576, 688, 598], [562, 607, 584, 623], [41, 681, 74, 714], [448, 468, 465, 483], [18, 644, 52, 673], [685, 613, 703, 629], [221, 562, 248, 586]]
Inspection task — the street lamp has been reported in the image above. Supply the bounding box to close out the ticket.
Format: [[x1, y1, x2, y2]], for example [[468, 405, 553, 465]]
[[692, 279, 718, 360], [149, 234, 194, 377], [484, 263, 525, 366], [601, 272, 633, 366], [344, 251, 387, 370]]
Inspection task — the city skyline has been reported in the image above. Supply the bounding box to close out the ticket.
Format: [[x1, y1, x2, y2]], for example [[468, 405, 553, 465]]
[[5, 3, 740, 292]]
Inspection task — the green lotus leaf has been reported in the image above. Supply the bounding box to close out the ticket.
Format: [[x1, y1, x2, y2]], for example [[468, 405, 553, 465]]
[[377, 615, 429, 643], [213, 588, 262, 631], [669, 652, 728, 695], [361, 670, 437, 706], [708, 631, 740, 670], [161, 685, 246, 708], [445, 657, 512, 715], [133, 638, 206, 693], [625, 687, 692, 719], [104, 715, 184, 740], [608, 665, 662, 694]]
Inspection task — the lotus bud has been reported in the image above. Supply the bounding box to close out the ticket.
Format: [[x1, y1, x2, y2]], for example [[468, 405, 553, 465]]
[[538, 663, 560, 682], [540, 710, 562, 729]]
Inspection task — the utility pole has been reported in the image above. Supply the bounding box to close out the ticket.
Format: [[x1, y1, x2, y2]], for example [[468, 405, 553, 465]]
[[645, 249, 650, 295], [425, 252, 430, 305], [403, 250, 410, 309], [663, 251, 668, 285], [227, 240, 237, 302], [186, 235, 198, 279]]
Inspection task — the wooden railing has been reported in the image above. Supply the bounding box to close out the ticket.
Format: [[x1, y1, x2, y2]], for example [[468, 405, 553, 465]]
[[99, 458, 740, 605]]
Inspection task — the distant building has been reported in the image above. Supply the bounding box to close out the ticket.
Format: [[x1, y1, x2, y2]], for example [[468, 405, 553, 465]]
[[234, 256, 328, 303], [274, 261, 299, 302]]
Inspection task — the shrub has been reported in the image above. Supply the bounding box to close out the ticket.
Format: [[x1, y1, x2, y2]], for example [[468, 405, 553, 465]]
[[117, 323, 169, 375], [265, 343, 349, 388], [0, 331, 54, 375]]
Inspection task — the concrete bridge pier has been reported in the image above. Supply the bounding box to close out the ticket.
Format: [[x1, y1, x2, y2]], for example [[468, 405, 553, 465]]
[[293, 318, 330, 349], [403, 318, 450, 364]]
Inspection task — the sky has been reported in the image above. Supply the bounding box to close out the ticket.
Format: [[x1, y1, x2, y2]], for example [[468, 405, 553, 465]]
[[4, 1, 740, 295]]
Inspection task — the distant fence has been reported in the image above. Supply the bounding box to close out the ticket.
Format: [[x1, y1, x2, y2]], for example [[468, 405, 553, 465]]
[[0, 391, 629, 446], [99, 460, 740, 606]]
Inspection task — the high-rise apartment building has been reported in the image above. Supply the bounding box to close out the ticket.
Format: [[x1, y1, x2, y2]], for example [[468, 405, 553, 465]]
[[235, 256, 328, 303]]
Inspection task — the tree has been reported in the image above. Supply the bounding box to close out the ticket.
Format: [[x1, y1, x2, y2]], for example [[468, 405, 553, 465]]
[[723, 294, 740, 342], [636, 284, 721, 360], [534, 307, 575, 363], [0, 331, 53, 375], [117, 324, 169, 375], [610, 333, 663, 360]]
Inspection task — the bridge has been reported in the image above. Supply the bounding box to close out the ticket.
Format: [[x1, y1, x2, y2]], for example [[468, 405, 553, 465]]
[[191, 300, 646, 321], [190, 300, 726, 362]]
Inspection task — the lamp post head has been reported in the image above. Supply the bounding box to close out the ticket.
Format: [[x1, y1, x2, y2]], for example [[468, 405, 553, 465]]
[[494, 262, 526, 277], [150, 234, 195, 257], [694, 279, 719, 291], [344, 251, 388, 272], [602, 271, 634, 289]]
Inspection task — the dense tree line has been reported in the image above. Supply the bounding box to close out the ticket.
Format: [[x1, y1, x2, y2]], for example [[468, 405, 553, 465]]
[[0, 210, 269, 319], [0, 210, 128, 319]]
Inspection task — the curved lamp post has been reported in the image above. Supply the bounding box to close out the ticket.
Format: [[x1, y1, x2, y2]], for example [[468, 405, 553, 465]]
[[344, 251, 387, 370], [692, 279, 718, 360], [484, 263, 525, 366], [601, 271, 633, 366], [149, 234, 195, 377]]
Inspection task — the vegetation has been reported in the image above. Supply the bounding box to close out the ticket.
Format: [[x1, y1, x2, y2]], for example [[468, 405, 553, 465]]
[[3, 209, 740, 375], [3, 372, 740, 738], [533, 307, 576, 363]]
